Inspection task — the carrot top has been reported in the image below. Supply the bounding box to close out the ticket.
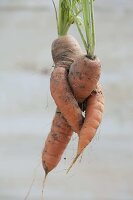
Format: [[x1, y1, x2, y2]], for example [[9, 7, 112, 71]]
[[52, 0, 81, 36], [52, 0, 96, 57], [73, 0, 96, 58]]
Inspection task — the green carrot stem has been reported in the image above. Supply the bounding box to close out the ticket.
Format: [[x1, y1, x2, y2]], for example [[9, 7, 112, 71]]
[[57, 0, 82, 36], [73, 13, 88, 51], [73, 0, 96, 57], [90, 0, 95, 55], [82, 0, 91, 55]]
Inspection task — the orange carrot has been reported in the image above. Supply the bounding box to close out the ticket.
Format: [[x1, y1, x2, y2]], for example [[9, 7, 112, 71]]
[[78, 84, 104, 154], [42, 0, 103, 175], [42, 110, 73, 175], [67, 84, 104, 172]]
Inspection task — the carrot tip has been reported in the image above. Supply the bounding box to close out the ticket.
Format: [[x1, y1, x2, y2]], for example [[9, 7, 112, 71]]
[[66, 154, 80, 174], [44, 165, 49, 177]]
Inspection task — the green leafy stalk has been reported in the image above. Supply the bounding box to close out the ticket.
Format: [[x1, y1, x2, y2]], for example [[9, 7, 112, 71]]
[[82, 0, 91, 55], [58, 0, 68, 35], [53, 0, 82, 36], [73, 0, 96, 57], [81, 0, 95, 57], [90, 0, 95, 55], [72, 13, 88, 50]]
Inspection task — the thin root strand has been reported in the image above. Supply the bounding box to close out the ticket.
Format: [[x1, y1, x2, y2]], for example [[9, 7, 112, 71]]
[[66, 154, 80, 174]]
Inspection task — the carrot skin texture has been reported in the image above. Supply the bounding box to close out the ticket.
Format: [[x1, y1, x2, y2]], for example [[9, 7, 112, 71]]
[[66, 84, 104, 173], [68, 55, 101, 103], [43, 35, 103, 174], [77, 84, 104, 155], [52, 35, 82, 67], [50, 67, 83, 133], [42, 111, 73, 174]]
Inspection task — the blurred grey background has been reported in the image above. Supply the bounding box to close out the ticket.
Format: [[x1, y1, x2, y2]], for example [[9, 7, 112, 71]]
[[0, 0, 133, 199]]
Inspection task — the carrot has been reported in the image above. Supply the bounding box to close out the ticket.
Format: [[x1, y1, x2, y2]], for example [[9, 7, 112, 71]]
[[67, 84, 104, 172], [42, 0, 103, 175], [68, 55, 101, 103], [78, 84, 104, 155], [42, 110, 73, 174]]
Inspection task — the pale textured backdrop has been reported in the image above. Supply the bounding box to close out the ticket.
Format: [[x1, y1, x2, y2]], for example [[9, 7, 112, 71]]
[[0, 1, 133, 199]]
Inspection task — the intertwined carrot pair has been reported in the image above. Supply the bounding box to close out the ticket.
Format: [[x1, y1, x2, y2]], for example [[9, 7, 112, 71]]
[[42, 35, 104, 175]]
